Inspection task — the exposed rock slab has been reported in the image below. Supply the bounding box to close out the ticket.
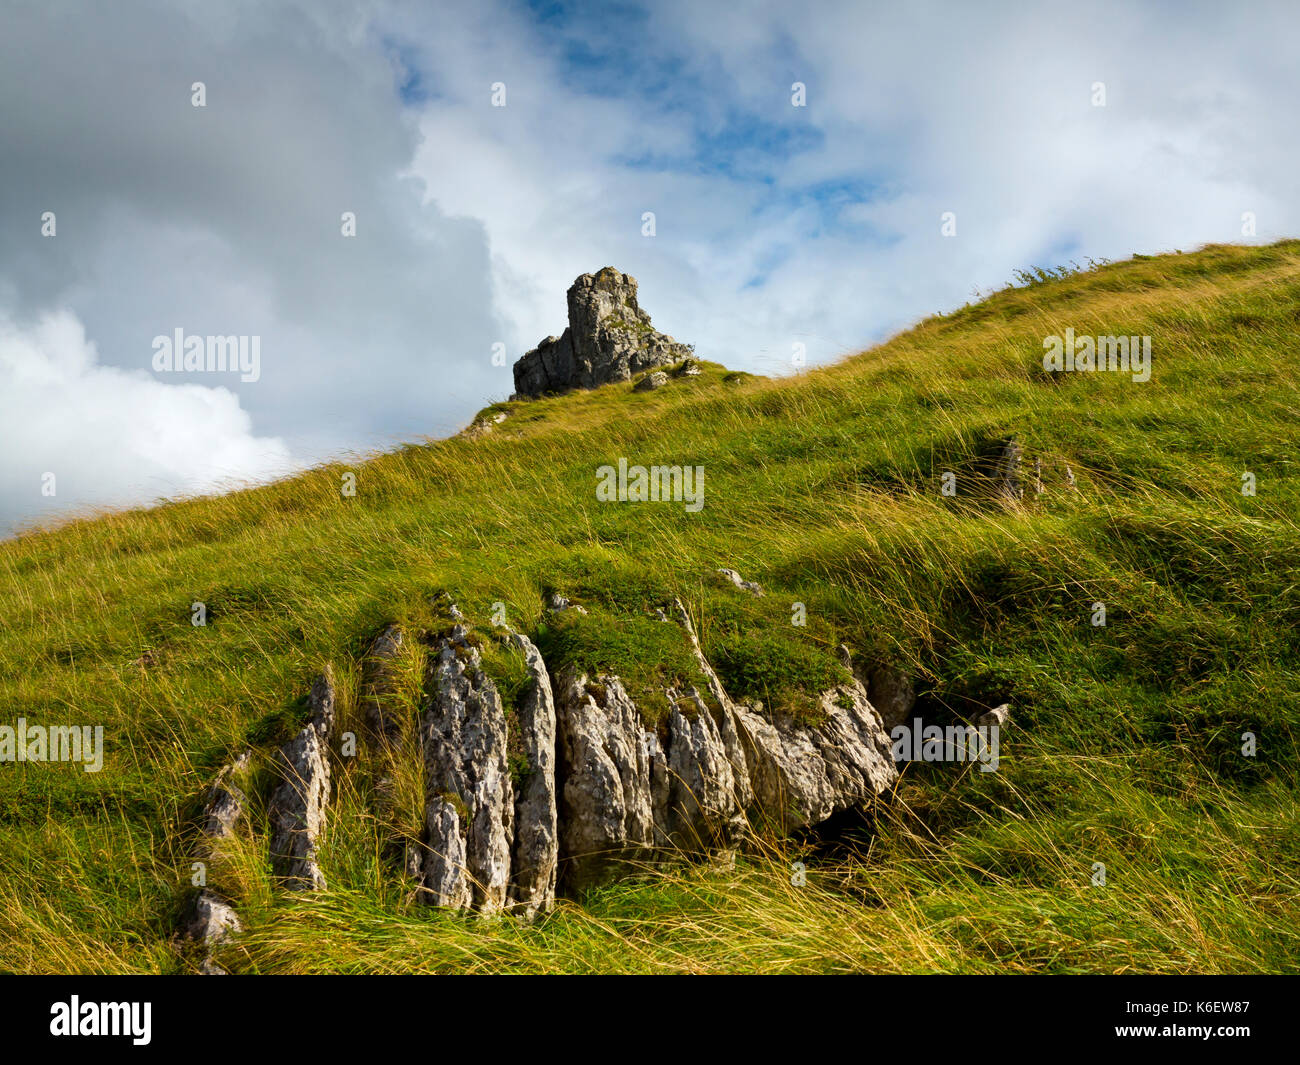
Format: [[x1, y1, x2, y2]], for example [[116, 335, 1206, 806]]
[[419, 625, 514, 914], [267, 670, 336, 890], [507, 632, 559, 920], [731, 679, 896, 832], [672, 598, 754, 812], [555, 670, 659, 891], [662, 688, 745, 848]]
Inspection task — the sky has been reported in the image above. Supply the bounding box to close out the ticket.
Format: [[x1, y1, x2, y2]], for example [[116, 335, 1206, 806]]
[[2, 0, 1297, 535]]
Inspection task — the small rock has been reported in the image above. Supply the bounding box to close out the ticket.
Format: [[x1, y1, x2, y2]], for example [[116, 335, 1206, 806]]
[[200, 751, 250, 841], [996, 438, 1024, 502], [547, 592, 588, 615], [717, 567, 764, 596], [676, 358, 702, 377], [464, 410, 509, 439], [633, 371, 668, 392], [978, 703, 1011, 729], [183, 888, 242, 971]]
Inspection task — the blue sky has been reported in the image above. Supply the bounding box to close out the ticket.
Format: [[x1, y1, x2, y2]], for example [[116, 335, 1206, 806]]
[[2, 0, 1298, 534]]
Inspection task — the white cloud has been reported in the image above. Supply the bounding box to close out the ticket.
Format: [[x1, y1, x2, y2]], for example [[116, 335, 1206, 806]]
[[0, 310, 293, 534]]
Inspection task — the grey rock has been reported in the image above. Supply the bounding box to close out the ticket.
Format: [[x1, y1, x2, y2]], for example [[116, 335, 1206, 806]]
[[422, 801, 472, 910], [547, 592, 587, 615], [865, 663, 916, 731], [555, 670, 658, 891], [464, 410, 509, 439], [420, 624, 514, 914], [513, 268, 694, 397], [200, 750, 250, 842], [663, 688, 745, 848], [996, 438, 1024, 502], [633, 370, 669, 392], [978, 703, 1011, 729], [672, 599, 754, 812], [717, 567, 764, 596], [507, 633, 559, 920], [731, 679, 896, 833], [267, 670, 336, 890], [183, 888, 242, 973], [676, 358, 702, 377]]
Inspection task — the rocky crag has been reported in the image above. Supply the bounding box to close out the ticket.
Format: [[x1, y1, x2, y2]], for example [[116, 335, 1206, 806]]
[[512, 268, 695, 398], [180, 573, 913, 966]]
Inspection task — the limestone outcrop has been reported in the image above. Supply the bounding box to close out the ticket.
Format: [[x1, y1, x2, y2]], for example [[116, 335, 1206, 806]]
[[174, 594, 907, 953], [512, 268, 694, 398]]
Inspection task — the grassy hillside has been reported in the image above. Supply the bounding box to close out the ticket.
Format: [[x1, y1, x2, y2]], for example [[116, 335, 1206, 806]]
[[2, 241, 1298, 974]]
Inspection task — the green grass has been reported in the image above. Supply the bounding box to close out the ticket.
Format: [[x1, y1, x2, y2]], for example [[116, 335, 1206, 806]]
[[2, 241, 1298, 973]]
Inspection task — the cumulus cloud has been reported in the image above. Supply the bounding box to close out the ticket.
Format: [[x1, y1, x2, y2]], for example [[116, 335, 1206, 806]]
[[0, 310, 292, 535]]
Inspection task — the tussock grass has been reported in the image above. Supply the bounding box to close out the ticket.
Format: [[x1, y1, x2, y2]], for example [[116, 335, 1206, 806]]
[[2, 242, 1299, 973]]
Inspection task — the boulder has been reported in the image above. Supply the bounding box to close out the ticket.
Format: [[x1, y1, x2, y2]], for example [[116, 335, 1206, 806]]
[[183, 890, 241, 945], [865, 663, 916, 731], [717, 567, 764, 596], [633, 371, 669, 392]]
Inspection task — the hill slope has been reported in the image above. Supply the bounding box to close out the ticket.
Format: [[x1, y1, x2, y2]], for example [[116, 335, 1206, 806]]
[[2, 241, 1299, 973]]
